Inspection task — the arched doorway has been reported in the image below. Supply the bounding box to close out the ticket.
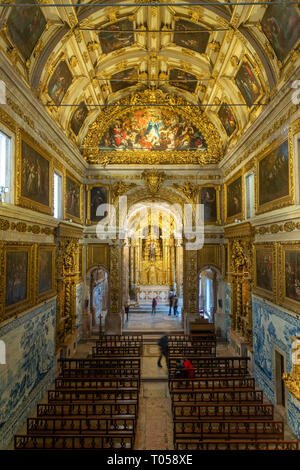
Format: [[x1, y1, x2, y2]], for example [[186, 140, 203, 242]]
[[86, 266, 109, 335], [198, 266, 222, 323]]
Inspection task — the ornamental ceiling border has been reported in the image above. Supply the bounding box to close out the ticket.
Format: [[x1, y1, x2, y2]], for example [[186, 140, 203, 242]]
[[82, 89, 223, 165]]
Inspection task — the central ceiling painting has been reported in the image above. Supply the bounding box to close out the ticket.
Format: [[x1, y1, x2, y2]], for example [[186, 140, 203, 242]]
[[99, 108, 208, 152]]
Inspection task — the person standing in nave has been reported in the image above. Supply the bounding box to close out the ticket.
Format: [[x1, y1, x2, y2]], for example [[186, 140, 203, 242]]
[[157, 333, 169, 368], [168, 290, 174, 316]]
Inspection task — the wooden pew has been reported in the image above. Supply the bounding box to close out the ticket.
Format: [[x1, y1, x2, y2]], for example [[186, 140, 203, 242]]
[[173, 419, 284, 441], [60, 367, 140, 379], [55, 377, 140, 390], [169, 377, 256, 392], [172, 403, 274, 420], [96, 340, 142, 348], [175, 440, 299, 451], [59, 358, 141, 371], [48, 389, 139, 404], [168, 345, 216, 357], [168, 356, 249, 377], [168, 334, 216, 342], [91, 346, 141, 357], [26, 416, 136, 435], [171, 389, 264, 403], [15, 434, 133, 450], [37, 402, 137, 418], [98, 335, 143, 344]]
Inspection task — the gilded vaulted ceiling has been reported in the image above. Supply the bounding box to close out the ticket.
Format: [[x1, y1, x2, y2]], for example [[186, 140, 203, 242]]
[[1, 1, 300, 165]]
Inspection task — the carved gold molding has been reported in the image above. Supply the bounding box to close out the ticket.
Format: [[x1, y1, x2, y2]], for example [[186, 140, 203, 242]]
[[0, 217, 55, 235], [255, 221, 300, 235]]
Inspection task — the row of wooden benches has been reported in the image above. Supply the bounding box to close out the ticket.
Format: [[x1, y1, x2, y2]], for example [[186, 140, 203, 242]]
[[167, 355, 299, 450], [15, 346, 142, 450]]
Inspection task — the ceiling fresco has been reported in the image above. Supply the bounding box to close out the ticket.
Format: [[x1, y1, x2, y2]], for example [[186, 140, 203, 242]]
[[0, 0, 299, 164]]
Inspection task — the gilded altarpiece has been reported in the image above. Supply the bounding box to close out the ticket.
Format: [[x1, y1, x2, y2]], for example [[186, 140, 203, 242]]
[[105, 241, 122, 334], [183, 247, 199, 324], [225, 223, 255, 344], [55, 224, 82, 350]]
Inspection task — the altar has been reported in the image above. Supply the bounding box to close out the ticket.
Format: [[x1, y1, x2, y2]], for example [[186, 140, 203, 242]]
[[138, 285, 170, 304]]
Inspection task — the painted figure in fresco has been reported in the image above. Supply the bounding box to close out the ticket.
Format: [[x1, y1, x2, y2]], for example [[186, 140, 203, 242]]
[[21, 142, 49, 206], [66, 180, 80, 218], [201, 188, 217, 222], [227, 178, 242, 218], [91, 187, 107, 221], [259, 141, 289, 206], [98, 109, 208, 152], [218, 104, 236, 137], [48, 61, 72, 105], [5, 252, 28, 306], [99, 20, 134, 54], [71, 103, 88, 136], [7, 1, 46, 61], [110, 68, 138, 93], [262, 5, 300, 62], [257, 252, 272, 292], [235, 63, 260, 107], [174, 19, 210, 54]]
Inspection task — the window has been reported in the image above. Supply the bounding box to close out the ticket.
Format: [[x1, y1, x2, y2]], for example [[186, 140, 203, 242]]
[[245, 172, 254, 219], [0, 130, 11, 203], [53, 171, 62, 219]]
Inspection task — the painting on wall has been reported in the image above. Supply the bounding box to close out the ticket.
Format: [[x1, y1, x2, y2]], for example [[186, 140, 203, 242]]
[[285, 250, 300, 304], [169, 69, 197, 94], [7, 0, 46, 61], [38, 247, 55, 296], [5, 250, 28, 307], [87, 186, 109, 224], [98, 109, 208, 151], [110, 68, 138, 93], [226, 175, 242, 219], [48, 60, 73, 105], [20, 136, 51, 213], [258, 139, 289, 210], [200, 186, 218, 223], [261, 5, 300, 62], [65, 175, 81, 221], [255, 245, 274, 297], [218, 103, 237, 137], [174, 19, 210, 54], [99, 19, 134, 54], [235, 62, 261, 107], [70, 102, 88, 136]]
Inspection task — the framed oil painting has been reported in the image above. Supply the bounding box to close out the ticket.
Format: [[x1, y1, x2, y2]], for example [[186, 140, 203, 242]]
[[65, 174, 83, 223], [279, 244, 300, 313], [261, 4, 300, 63], [218, 104, 237, 137], [16, 130, 53, 215], [38, 245, 55, 300], [110, 68, 138, 93], [174, 19, 210, 54], [3, 244, 33, 319], [48, 60, 73, 105], [225, 173, 243, 223], [98, 108, 208, 152], [199, 185, 221, 225], [235, 61, 261, 108], [86, 185, 110, 225], [169, 69, 197, 94], [256, 137, 293, 215], [254, 244, 275, 300], [70, 102, 88, 136], [99, 19, 134, 54], [6, 0, 46, 61]]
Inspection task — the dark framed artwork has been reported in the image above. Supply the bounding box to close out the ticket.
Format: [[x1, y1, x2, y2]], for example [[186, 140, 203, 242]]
[[38, 245, 55, 299], [199, 186, 220, 224], [261, 5, 300, 63], [48, 60, 73, 105], [65, 174, 82, 223], [174, 19, 210, 54], [110, 68, 138, 93], [3, 244, 33, 318], [254, 244, 275, 300], [16, 130, 53, 215], [169, 69, 198, 94], [225, 174, 243, 222], [70, 102, 89, 136], [218, 103, 237, 137], [285, 250, 300, 304], [6, 0, 46, 61], [99, 19, 134, 54], [235, 61, 261, 108], [256, 138, 291, 214], [86, 185, 110, 225]]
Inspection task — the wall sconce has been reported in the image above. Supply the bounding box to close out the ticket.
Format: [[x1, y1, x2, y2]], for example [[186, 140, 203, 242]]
[[0, 186, 9, 203]]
